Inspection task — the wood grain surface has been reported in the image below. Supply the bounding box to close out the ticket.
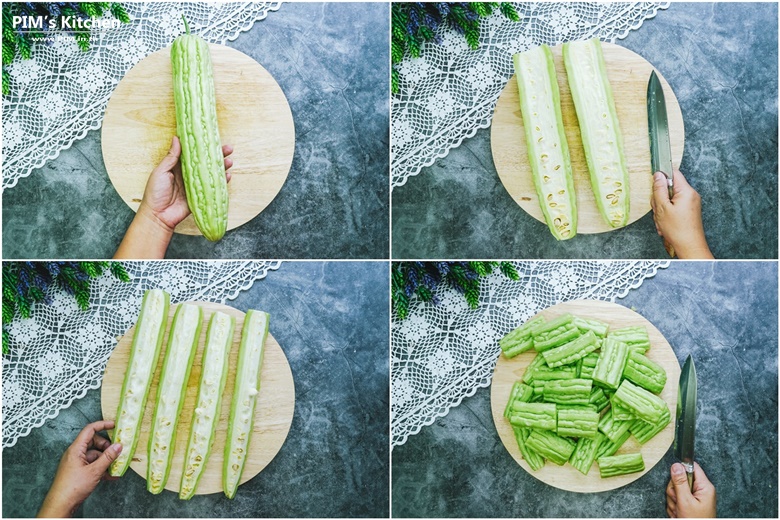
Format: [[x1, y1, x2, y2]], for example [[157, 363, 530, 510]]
[[102, 44, 295, 236], [101, 301, 295, 496], [491, 42, 685, 234], [490, 300, 681, 492]]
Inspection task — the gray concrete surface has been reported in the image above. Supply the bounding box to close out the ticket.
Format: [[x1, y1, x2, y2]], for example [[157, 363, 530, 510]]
[[392, 3, 778, 259], [2, 261, 389, 517], [3, 3, 389, 259], [391, 261, 778, 517]]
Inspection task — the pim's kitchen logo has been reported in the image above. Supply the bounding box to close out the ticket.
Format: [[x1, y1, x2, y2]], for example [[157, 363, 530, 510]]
[[12, 15, 121, 30]]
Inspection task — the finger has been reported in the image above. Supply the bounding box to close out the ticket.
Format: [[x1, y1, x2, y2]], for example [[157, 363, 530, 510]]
[[156, 136, 182, 173], [85, 449, 102, 463], [224, 157, 233, 170], [90, 443, 123, 476], [652, 172, 671, 207], [667, 505, 676, 518], [671, 169, 691, 196], [692, 461, 714, 493], [670, 463, 693, 500], [226, 170, 232, 183], [92, 433, 111, 451], [74, 421, 115, 449], [666, 482, 677, 503], [222, 144, 234, 157]]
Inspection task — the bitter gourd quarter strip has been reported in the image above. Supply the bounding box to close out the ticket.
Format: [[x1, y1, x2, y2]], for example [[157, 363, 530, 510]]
[[543, 378, 592, 405], [522, 353, 548, 384], [533, 325, 581, 353], [110, 289, 170, 477], [609, 326, 651, 353], [580, 353, 600, 380], [573, 317, 609, 338], [598, 453, 645, 478], [513, 46, 578, 240], [598, 407, 633, 443], [224, 310, 270, 499], [557, 407, 599, 438], [630, 408, 671, 444], [500, 316, 546, 358], [528, 365, 578, 382], [180, 311, 235, 499], [588, 386, 610, 412], [569, 434, 604, 475], [147, 303, 202, 494], [504, 382, 535, 418], [623, 350, 667, 394], [525, 430, 576, 466], [610, 399, 635, 422], [562, 38, 629, 228], [513, 427, 546, 471], [542, 330, 599, 367], [508, 402, 557, 431], [597, 430, 631, 458], [592, 337, 629, 390], [171, 18, 228, 241], [612, 379, 668, 424]]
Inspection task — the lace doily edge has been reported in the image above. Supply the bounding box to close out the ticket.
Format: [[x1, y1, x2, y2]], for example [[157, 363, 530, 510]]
[[1, 2, 283, 192], [2, 260, 282, 450], [390, 2, 672, 191], [390, 260, 671, 449]]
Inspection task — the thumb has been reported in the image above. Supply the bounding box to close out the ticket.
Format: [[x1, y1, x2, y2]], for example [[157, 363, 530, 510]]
[[156, 136, 182, 173], [91, 443, 122, 475], [653, 172, 672, 205], [670, 463, 692, 498]]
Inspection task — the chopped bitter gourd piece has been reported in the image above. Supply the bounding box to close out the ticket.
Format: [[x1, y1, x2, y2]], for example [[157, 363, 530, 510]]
[[525, 430, 576, 466], [612, 379, 668, 424], [543, 378, 592, 405], [532, 314, 575, 339], [529, 365, 578, 382], [513, 45, 578, 240], [504, 381, 536, 418], [513, 427, 546, 471], [598, 407, 633, 443], [557, 407, 599, 438], [598, 452, 645, 478], [110, 289, 170, 477], [580, 353, 600, 380], [610, 399, 635, 421], [180, 310, 236, 500], [623, 350, 667, 394], [562, 38, 629, 228], [592, 337, 629, 390], [522, 354, 548, 384], [147, 303, 202, 494], [588, 387, 610, 412], [608, 326, 651, 353], [569, 434, 604, 475], [542, 331, 599, 368], [597, 430, 631, 458], [573, 316, 610, 338], [508, 402, 557, 431], [533, 325, 581, 353], [224, 310, 270, 499], [630, 408, 671, 444], [500, 316, 547, 358]]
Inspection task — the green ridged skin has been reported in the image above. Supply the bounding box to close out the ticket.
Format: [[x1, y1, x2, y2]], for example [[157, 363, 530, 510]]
[[608, 326, 651, 353], [569, 434, 604, 475], [513, 427, 546, 471], [630, 408, 671, 444], [504, 382, 535, 418], [598, 452, 645, 478], [224, 310, 270, 499], [597, 430, 631, 458], [513, 46, 577, 239], [508, 402, 557, 431], [171, 23, 228, 241], [180, 311, 235, 499], [610, 399, 635, 421], [522, 353, 548, 384], [598, 407, 633, 443], [623, 350, 667, 394], [542, 330, 599, 368], [533, 325, 581, 352], [573, 317, 609, 338], [543, 378, 592, 405], [588, 387, 610, 412], [612, 379, 668, 424], [557, 407, 599, 438], [592, 337, 629, 390], [533, 314, 574, 337], [525, 430, 576, 465], [110, 289, 171, 477], [580, 353, 600, 380], [562, 38, 629, 228], [528, 365, 578, 382], [147, 303, 202, 494], [500, 316, 547, 358]]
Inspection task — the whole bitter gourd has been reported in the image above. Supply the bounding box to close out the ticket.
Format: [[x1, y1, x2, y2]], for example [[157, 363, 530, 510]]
[[171, 17, 228, 241]]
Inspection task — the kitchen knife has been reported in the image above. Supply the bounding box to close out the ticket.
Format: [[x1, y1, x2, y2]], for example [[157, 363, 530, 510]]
[[674, 354, 697, 492], [647, 70, 674, 200]]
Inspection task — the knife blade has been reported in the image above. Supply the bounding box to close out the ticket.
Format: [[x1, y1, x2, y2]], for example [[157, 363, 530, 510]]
[[647, 70, 674, 200], [674, 354, 697, 491]]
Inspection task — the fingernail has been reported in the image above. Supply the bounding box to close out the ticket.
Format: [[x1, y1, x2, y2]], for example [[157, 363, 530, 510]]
[[671, 463, 684, 475], [654, 172, 665, 182], [111, 443, 123, 453]]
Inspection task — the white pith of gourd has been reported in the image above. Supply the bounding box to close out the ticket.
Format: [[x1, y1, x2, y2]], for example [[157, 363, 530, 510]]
[[179, 311, 234, 498], [147, 304, 201, 493], [112, 289, 167, 474], [514, 47, 575, 239], [224, 310, 268, 496], [564, 39, 628, 227]]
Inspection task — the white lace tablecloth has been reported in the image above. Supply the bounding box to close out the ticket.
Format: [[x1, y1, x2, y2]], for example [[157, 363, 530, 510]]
[[391, 261, 669, 447], [2, 2, 281, 191], [2, 261, 281, 449], [391, 2, 670, 189]]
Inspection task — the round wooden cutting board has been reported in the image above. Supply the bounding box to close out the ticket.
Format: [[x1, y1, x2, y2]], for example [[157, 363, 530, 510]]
[[101, 301, 295, 495], [491, 42, 685, 234], [490, 300, 681, 492], [102, 44, 295, 237]]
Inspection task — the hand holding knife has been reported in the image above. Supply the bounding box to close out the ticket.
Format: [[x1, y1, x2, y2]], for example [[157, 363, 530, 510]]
[[647, 71, 676, 257]]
